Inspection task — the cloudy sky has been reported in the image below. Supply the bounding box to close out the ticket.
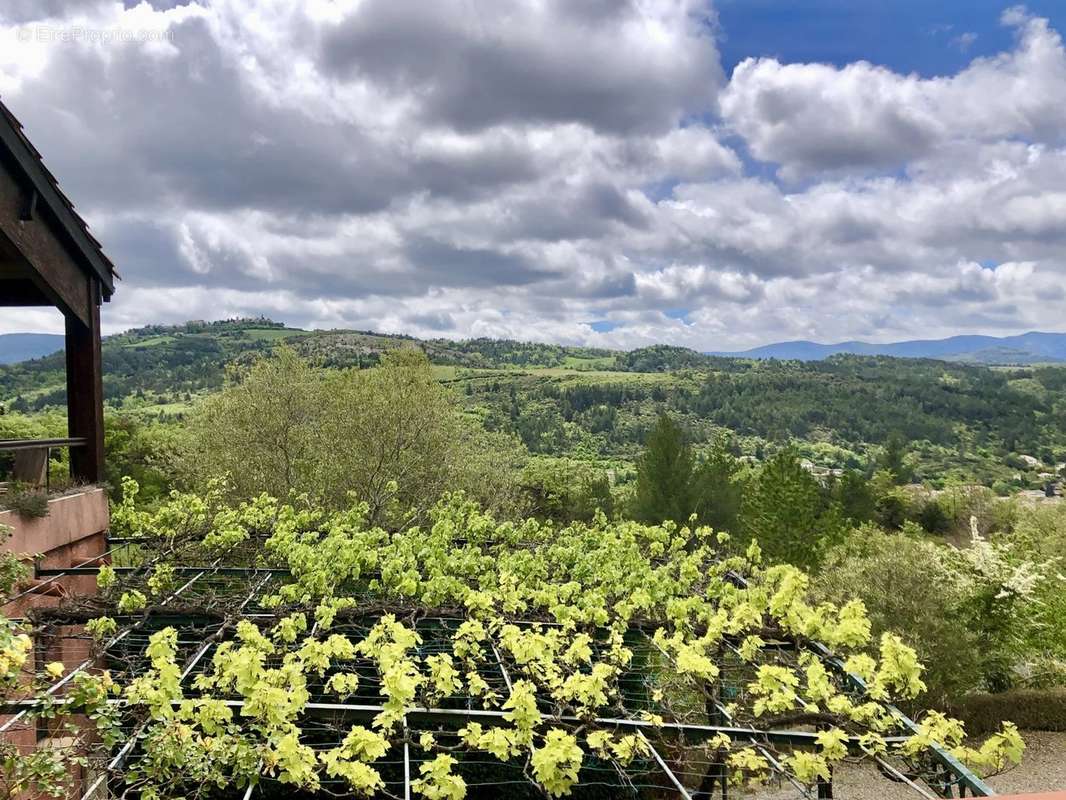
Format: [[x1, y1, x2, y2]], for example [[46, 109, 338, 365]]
[[2, 0, 1065, 350]]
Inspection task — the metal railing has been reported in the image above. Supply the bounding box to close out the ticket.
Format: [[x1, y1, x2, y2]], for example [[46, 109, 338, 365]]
[[0, 437, 87, 492]]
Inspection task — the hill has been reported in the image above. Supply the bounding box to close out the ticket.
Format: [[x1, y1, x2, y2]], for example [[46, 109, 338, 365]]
[[713, 331, 1066, 364], [0, 333, 64, 364], [3, 318, 1066, 490]]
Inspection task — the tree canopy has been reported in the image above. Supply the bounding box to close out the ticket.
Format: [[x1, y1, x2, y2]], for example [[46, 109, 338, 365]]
[[178, 348, 523, 524]]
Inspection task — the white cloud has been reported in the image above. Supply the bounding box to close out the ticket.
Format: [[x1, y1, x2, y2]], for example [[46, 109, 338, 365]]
[[721, 8, 1066, 178], [1, 2, 1065, 350], [952, 32, 978, 52]]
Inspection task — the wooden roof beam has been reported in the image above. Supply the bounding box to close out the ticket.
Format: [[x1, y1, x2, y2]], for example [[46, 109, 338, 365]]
[[0, 101, 114, 296], [0, 158, 92, 326]]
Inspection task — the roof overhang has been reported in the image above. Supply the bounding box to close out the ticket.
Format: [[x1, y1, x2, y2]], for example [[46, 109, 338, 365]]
[[0, 99, 115, 302]]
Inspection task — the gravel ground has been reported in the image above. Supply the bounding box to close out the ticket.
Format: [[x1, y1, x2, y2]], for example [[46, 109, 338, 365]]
[[735, 731, 1066, 800], [985, 731, 1066, 795]]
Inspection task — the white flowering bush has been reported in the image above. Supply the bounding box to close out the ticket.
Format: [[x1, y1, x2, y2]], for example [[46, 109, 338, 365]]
[[817, 515, 1066, 702], [951, 516, 1064, 691]]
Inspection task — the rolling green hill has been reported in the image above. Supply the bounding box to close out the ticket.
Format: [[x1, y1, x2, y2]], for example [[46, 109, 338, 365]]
[[3, 318, 1065, 490]]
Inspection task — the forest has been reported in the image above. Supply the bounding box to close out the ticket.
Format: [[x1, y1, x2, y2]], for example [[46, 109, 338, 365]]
[[0, 319, 1064, 798], [3, 319, 1066, 493]]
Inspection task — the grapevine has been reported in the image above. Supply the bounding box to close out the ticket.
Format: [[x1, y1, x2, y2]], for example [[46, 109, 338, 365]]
[[17, 486, 1027, 798]]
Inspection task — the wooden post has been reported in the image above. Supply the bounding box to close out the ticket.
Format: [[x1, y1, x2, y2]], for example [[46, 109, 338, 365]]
[[65, 279, 104, 484], [817, 771, 833, 799], [12, 448, 48, 486]]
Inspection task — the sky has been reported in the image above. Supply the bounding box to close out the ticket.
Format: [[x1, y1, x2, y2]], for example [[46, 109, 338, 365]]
[[1, 1, 1065, 351]]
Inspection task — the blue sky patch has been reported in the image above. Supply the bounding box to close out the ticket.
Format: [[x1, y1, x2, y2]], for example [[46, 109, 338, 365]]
[[715, 0, 1065, 77], [588, 320, 621, 333]]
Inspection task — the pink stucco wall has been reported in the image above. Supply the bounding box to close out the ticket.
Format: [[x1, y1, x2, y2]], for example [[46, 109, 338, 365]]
[[0, 488, 109, 616], [0, 489, 109, 789], [0, 487, 108, 555]]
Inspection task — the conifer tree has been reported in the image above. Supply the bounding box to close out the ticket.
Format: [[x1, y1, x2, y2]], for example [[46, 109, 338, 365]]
[[879, 432, 913, 484], [691, 439, 745, 533], [633, 414, 694, 524], [833, 469, 876, 524], [740, 448, 844, 568]]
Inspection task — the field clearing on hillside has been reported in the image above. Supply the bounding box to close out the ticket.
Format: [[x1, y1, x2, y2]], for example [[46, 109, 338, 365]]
[[120, 334, 176, 347], [240, 327, 311, 341], [523, 366, 683, 382], [561, 353, 618, 369]]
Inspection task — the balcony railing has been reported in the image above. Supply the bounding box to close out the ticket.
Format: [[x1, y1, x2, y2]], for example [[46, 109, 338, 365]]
[[0, 438, 87, 493]]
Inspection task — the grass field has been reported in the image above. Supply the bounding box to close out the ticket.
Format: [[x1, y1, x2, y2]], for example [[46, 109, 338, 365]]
[[120, 335, 176, 348], [240, 328, 310, 342]]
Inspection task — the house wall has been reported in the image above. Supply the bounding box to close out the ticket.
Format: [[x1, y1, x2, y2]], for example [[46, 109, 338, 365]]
[[0, 487, 108, 617], [0, 488, 108, 793]]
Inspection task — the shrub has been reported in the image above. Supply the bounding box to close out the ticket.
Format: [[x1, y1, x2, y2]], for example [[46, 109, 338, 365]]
[[916, 499, 951, 535], [817, 520, 1066, 705], [814, 525, 980, 706], [3, 487, 49, 519], [948, 689, 1066, 734], [520, 458, 615, 522], [0, 524, 28, 594]]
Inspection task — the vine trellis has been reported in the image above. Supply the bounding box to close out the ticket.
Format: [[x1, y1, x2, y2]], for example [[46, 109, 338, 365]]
[[3, 481, 1023, 799]]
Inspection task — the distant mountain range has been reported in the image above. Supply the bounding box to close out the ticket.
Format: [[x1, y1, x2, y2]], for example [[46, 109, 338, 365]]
[[0, 333, 63, 364], [4, 327, 1066, 368], [711, 332, 1066, 364]]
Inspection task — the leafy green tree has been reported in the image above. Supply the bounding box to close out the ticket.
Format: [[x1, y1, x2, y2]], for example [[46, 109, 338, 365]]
[[632, 414, 695, 524], [520, 458, 615, 522], [181, 347, 324, 502], [104, 414, 181, 503], [815, 526, 982, 707], [180, 348, 524, 525], [740, 448, 844, 568]]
